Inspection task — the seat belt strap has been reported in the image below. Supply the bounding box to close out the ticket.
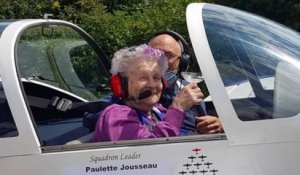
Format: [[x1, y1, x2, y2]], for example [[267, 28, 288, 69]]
[[26, 95, 109, 113]]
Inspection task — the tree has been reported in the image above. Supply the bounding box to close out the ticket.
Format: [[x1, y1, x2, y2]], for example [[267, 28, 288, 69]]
[[0, 0, 49, 19], [80, 0, 198, 57]]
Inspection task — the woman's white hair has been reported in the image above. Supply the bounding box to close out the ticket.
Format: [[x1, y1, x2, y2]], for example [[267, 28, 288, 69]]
[[110, 44, 168, 75]]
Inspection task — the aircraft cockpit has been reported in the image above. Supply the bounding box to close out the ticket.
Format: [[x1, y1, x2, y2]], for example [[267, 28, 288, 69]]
[[0, 3, 300, 175]]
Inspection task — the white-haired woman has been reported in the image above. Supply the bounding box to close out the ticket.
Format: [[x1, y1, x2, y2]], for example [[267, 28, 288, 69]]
[[93, 44, 203, 142]]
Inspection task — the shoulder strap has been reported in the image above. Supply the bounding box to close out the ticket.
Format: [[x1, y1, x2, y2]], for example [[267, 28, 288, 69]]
[[135, 106, 165, 125], [26, 95, 109, 113], [152, 106, 165, 120]]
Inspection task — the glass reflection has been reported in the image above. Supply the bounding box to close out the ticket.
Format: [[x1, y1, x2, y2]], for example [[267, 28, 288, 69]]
[[203, 4, 300, 121]]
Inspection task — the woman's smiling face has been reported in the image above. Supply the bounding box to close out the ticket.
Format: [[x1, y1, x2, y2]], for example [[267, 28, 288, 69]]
[[126, 59, 163, 110]]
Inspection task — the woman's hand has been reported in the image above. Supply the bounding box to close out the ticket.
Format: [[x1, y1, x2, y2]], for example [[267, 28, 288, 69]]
[[195, 116, 223, 134], [171, 83, 203, 112]]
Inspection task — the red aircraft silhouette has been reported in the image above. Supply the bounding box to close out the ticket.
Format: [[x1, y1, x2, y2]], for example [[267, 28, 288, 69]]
[[192, 147, 201, 154]]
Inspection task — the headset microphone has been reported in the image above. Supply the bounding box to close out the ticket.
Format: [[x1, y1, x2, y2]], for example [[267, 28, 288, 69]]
[[137, 90, 152, 100], [123, 90, 152, 102]]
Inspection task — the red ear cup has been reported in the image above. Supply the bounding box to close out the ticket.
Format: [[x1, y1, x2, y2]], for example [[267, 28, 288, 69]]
[[110, 74, 126, 99]]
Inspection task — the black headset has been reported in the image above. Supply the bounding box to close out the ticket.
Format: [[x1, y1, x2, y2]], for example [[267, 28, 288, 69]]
[[150, 30, 191, 74]]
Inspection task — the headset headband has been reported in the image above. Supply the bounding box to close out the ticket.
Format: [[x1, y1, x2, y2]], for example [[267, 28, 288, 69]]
[[151, 30, 191, 58], [150, 30, 191, 73]]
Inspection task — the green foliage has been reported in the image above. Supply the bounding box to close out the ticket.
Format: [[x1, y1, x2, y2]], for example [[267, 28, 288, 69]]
[[0, 0, 49, 19], [101, 0, 147, 13], [79, 0, 201, 58]]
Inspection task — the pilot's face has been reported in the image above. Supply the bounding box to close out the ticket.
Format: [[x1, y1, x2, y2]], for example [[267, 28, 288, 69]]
[[149, 35, 181, 71]]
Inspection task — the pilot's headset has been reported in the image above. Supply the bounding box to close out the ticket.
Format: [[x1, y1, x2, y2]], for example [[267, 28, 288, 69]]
[[150, 30, 191, 74]]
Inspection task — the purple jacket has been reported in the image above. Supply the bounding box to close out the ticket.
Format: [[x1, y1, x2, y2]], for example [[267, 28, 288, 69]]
[[93, 103, 184, 142]]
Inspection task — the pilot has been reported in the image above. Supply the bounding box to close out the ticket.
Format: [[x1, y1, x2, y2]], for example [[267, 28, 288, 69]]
[[93, 44, 203, 141], [148, 30, 223, 134]]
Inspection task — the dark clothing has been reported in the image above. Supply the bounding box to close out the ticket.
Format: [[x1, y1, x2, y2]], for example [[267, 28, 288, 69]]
[[159, 79, 207, 132]]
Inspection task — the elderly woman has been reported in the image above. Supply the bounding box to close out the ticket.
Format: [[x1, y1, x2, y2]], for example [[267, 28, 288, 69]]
[[93, 44, 203, 142]]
